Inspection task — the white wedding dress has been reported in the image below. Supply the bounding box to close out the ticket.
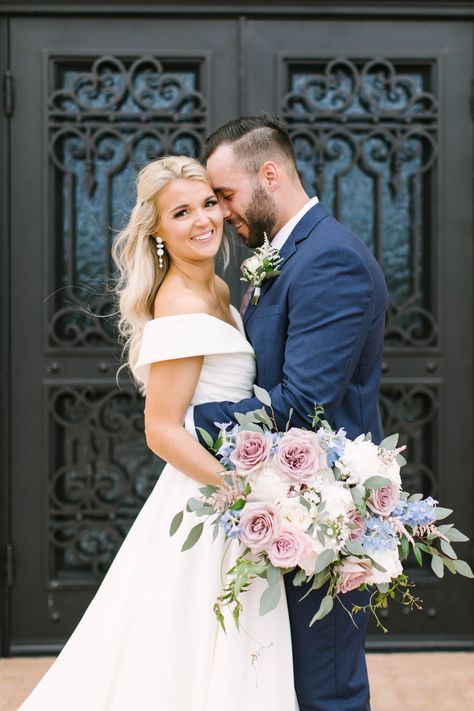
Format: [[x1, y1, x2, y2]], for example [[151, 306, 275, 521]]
[[20, 307, 298, 711]]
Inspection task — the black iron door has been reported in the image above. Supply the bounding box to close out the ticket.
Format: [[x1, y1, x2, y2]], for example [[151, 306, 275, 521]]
[[243, 18, 474, 647], [5, 13, 474, 653], [7, 15, 241, 654]]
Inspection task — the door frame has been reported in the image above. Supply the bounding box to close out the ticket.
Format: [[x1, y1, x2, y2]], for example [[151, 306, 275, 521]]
[[1, 1, 473, 656]]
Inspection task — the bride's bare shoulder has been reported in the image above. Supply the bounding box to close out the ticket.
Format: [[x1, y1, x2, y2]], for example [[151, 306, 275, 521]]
[[153, 278, 210, 319]]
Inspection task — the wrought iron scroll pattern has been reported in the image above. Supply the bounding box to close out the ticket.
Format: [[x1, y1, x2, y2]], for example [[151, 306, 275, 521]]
[[282, 58, 438, 348], [48, 386, 162, 581], [48, 55, 207, 349], [379, 383, 438, 499]]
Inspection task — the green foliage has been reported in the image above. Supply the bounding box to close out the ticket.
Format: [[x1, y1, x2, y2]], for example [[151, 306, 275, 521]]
[[310, 595, 333, 626], [169, 510, 183, 537], [181, 522, 204, 551], [380, 433, 399, 450], [363, 475, 391, 489], [196, 427, 215, 450]]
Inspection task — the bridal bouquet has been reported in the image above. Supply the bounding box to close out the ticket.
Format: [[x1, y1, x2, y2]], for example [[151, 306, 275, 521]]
[[170, 387, 473, 632]]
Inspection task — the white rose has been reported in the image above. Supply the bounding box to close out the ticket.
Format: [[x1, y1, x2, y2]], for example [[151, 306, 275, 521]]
[[247, 464, 289, 503], [277, 498, 312, 531], [383, 460, 402, 489], [319, 482, 354, 521], [366, 548, 403, 584], [299, 551, 317, 576], [242, 255, 260, 274], [338, 438, 386, 486]]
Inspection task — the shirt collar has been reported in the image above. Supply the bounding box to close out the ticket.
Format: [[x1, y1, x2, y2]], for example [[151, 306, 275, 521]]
[[271, 196, 319, 251]]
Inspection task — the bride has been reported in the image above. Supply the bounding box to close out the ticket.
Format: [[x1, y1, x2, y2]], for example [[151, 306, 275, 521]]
[[20, 156, 297, 710]]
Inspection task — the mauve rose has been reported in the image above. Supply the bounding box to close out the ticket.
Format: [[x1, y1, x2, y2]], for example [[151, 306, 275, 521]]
[[268, 524, 313, 568], [367, 484, 400, 516], [346, 509, 366, 541], [276, 428, 327, 483], [337, 556, 373, 594], [230, 430, 270, 472], [239, 502, 281, 553]]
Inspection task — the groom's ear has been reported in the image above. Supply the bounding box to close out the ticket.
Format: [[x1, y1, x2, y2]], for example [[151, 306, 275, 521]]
[[259, 161, 279, 192]]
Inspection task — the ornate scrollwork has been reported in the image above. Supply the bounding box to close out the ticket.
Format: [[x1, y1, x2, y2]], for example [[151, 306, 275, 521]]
[[282, 57, 438, 348], [48, 386, 163, 581], [48, 54, 208, 350], [379, 383, 438, 497]]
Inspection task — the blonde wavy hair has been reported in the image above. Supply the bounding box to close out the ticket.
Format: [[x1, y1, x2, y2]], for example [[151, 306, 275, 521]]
[[112, 155, 228, 383]]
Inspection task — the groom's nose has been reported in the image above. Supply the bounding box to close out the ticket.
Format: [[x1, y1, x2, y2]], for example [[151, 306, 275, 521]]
[[216, 194, 232, 219]]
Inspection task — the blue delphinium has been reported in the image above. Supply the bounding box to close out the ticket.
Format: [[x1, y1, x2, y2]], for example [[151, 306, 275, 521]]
[[392, 496, 438, 528], [219, 509, 242, 539], [317, 427, 347, 467], [361, 516, 398, 552], [214, 422, 239, 468]]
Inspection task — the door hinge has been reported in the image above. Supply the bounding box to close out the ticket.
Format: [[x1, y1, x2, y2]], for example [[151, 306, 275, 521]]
[[471, 79, 474, 121], [5, 543, 14, 587], [3, 69, 13, 118]]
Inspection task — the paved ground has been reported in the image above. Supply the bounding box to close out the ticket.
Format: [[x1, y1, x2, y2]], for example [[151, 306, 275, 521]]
[[1, 653, 473, 711]]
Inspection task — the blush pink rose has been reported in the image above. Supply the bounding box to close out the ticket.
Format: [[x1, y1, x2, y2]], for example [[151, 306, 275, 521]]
[[367, 485, 400, 516], [337, 556, 373, 594], [239, 502, 281, 553], [346, 509, 366, 541], [276, 428, 328, 483], [230, 430, 270, 472], [267, 524, 313, 568]]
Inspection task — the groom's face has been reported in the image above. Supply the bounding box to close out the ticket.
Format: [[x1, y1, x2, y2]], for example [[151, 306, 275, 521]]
[[206, 144, 277, 249]]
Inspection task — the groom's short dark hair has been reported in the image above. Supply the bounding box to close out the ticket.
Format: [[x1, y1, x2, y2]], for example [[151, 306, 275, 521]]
[[205, 114, 297, 175]]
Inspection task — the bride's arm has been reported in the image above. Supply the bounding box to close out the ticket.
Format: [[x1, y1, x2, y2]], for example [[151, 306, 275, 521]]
[[144, 354, 225, 486]]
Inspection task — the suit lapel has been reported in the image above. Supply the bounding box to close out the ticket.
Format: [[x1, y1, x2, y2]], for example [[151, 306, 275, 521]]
[[243, 202, 329, 327]]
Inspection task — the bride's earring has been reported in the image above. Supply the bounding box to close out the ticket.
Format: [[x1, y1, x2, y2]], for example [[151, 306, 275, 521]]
[[155, 236, 165, 269]]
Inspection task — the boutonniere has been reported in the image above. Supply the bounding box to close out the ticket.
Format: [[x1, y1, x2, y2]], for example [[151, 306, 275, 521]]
[[240, 233, 283, 305]]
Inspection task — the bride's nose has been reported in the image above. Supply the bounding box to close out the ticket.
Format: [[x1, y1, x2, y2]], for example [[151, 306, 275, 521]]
[[194, 209, 212, 226]]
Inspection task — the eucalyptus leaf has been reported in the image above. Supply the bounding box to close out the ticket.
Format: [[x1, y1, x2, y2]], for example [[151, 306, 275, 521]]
[[380, 433, 399, 450], [377, 583, 390, 593], [181, 522, 204, 552], [345, 540, 366, 556], [413, 544, 423, 567], [286, 408, 294, 431], [396, 454, 407, 466], [408, 493, 424, 503], [292, 569, 308, 586], [364, 476, 391, 490], [400, 536, 409, 562], [309, 595, 334, 626], [299, 496, 311, 510], [253, 384, 272, 407], [434, 507, 453, 521], [444, 528, 469, 543], [314, 548, 337, 573], [452, 559, 474, 578], [199, 484, 218, 497], [440, 539, 457, 559], [431, 554, 444, 578], [259, 581, 282, 616], [169, 510, 184, 537], [196, 427, 215, 449], [212, 524, 220, 543], [442, 557, 457, 575], [351, 487, 364, 507], [267, 565, 282, 587]]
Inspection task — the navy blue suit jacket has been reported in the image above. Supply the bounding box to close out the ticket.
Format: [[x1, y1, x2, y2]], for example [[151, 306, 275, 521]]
[[194, 202, 388, 444]]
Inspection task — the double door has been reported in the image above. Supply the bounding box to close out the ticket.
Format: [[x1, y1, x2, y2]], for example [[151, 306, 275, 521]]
[[4, 14, 473, 652]]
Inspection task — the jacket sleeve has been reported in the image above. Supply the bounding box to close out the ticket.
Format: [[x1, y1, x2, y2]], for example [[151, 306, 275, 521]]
[[193, 243, 376, 446]]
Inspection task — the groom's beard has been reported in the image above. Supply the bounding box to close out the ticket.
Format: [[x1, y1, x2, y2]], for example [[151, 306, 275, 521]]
[[242, 185, 278, 249]]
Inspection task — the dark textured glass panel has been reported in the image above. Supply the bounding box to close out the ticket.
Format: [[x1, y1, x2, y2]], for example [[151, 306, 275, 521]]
[[285, 60, 437, 347], [48, 386, 163, 582], [49, 57, 207, 348]]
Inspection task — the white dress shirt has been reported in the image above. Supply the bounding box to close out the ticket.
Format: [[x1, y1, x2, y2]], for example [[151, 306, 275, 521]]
[[185, 194, 320, 438]]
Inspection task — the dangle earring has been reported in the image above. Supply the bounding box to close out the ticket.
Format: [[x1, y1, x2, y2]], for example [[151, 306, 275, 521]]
[[155, 236, 165, 269]]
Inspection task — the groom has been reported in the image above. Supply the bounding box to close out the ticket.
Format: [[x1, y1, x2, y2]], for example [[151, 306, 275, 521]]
[[190, 115, 388, 711]]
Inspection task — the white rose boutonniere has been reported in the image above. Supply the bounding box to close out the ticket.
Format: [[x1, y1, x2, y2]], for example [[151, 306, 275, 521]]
[[240, 233, 283, 305]]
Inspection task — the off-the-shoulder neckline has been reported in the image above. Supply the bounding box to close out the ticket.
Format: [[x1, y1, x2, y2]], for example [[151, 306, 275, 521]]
[[148, 309, 241, 333]]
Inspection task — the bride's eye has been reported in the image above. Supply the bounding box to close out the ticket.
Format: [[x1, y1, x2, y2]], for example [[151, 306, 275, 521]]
[[205, 199, 218, 208], [173, 209, 188, 218]]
